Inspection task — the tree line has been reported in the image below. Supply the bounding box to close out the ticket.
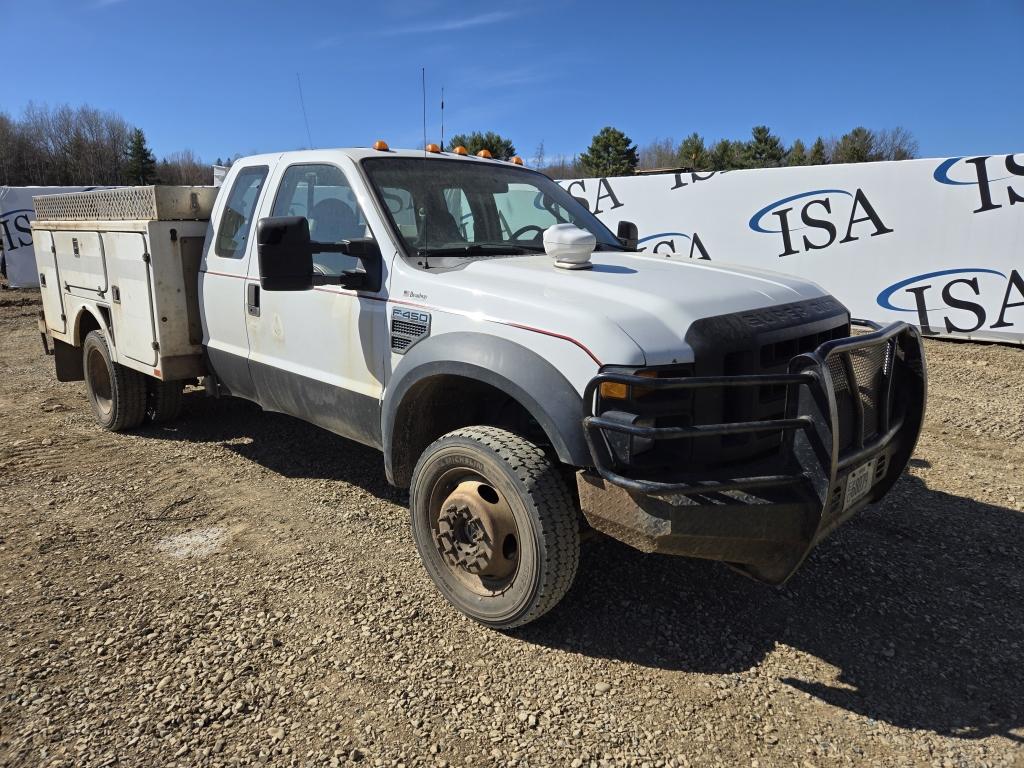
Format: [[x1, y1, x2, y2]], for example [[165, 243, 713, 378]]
[[1, 103, 920, 188], [522, 125, 917, 178], [0, 103, 213, 187]]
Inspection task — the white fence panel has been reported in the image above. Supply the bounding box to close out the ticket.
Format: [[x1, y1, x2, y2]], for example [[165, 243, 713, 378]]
[[561, 154, 1024, 345]]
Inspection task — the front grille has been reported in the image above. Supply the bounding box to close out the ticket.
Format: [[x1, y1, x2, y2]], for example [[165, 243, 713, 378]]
[[712, 322, 850, 460]]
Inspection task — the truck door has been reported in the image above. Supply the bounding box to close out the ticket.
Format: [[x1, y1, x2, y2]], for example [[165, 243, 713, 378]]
[[244, 161, 389, 449], [199, 162, 273, 401]]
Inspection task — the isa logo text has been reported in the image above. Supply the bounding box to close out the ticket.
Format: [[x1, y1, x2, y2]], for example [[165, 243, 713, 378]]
[[933, 154, 1024, 214], [749, 188, 893, 258], [877, 268, 1024, 335]]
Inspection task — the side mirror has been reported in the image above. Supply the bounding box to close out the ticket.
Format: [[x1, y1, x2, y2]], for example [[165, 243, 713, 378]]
[[617, 220, 638, 251], [257, 216, 315, 291], [257, 217, 382, 292]]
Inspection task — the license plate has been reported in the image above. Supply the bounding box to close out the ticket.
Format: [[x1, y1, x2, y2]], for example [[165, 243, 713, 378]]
[[843, 458, 877, 512]]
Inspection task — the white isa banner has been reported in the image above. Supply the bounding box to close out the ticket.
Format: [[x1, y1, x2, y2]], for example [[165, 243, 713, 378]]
[[562, 154, 1024, 345], [1, 186, 111, 288]]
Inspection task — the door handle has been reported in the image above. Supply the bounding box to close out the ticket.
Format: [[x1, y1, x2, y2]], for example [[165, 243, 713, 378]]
[[246, 283, 260, 317]]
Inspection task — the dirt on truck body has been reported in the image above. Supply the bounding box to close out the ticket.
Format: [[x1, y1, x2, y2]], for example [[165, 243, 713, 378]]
[[1, 288, 1022, 766]]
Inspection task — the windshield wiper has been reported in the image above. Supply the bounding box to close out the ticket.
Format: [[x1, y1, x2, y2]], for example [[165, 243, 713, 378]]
[[415, 243, 544, 257]]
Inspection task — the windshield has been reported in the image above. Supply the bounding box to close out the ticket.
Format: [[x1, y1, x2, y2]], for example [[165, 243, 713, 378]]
[[361, 157, 623, 258]]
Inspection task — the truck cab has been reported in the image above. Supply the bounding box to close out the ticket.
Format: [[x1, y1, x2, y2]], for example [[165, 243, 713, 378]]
[[32, 145, 927, 628]]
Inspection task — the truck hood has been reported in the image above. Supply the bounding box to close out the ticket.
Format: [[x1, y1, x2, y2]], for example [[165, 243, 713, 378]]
[[430, 252, 834, 367]]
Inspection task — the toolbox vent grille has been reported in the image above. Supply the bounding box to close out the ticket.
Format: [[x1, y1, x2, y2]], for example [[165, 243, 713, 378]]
[[33, 186, 216, 222]]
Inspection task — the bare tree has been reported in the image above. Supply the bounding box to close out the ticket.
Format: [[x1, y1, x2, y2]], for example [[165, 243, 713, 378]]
[[0, 102, 206, 186], [158, 149, 213, 185], [874, 126, 919, 161], [537, 154, 581, 180], [638, 137, 678, 170]]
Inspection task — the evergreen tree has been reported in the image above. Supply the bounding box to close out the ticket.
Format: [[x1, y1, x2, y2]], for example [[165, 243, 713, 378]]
[[786, 139, 808, 166], [125, 128, 157, 184], [832, 127, 876, 164], [808, 137, 827, 165], [578, 126, 638, 177], [677, 132, 708, 170], [742, 125, 785, 168], [447, 130, 516, 160], [707, 139, 743, 171]]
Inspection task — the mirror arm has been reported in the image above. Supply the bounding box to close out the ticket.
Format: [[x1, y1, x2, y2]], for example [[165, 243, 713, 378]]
[[310, 240, 350, 254]]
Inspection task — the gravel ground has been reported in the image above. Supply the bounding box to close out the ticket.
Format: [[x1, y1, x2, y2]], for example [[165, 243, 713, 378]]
[[1, 287, 1022, 768]]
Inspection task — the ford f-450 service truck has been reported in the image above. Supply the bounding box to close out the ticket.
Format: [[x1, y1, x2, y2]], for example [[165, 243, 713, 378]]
[[31, 145, 927, 628]]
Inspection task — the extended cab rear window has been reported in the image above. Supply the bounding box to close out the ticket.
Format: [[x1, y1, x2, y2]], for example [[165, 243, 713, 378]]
[[215, 165, 268, 258]]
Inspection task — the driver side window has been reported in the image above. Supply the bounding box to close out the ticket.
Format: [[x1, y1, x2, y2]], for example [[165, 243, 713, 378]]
[[271, 163, 374, 276]]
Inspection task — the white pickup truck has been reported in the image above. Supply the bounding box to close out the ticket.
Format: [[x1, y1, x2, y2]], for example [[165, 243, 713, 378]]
[[32, 144, 927, 628]]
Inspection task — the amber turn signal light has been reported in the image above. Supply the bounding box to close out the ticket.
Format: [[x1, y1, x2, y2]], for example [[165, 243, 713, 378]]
[[599, 370, 658, 400]]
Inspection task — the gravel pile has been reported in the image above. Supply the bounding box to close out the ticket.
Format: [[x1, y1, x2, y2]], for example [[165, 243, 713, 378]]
[[1, 289, 1021, 767]]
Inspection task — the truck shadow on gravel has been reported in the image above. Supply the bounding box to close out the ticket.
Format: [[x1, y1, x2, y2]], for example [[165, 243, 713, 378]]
[[521, 474, 1024, 744], [144, 394, 1022, 743], [137, 391, 402, 501]]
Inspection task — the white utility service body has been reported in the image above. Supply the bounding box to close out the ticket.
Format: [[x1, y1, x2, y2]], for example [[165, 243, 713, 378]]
[[32, 147, 927, 628]]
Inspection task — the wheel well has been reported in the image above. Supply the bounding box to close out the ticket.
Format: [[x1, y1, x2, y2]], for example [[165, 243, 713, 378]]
[[75, 309, 103, 346], [390, 374, 551, 488]]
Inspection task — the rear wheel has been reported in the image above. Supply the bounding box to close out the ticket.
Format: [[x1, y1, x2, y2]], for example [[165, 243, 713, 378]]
[[409, 426, 580, 629], [145, 379, 184, 424], [82, 330, 146, 432]]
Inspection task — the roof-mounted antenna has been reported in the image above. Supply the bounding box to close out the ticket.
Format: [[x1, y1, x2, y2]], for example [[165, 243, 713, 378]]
[[296, 73, 313, 149], [440, 86, 445, 151]]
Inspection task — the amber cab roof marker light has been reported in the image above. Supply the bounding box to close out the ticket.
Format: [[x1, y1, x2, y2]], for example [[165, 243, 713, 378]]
[[451, 145, 468, 155], [476, 149, 493, 159], [372, 139, 390, 151], [511, 156, 524, 165], [425, 143, 441, 153]]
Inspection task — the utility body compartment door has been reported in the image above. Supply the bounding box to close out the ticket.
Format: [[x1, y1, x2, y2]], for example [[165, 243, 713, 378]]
[[53, 230, 108, 298], [33, 229, 66, 334], [106, 231, 159, 367]]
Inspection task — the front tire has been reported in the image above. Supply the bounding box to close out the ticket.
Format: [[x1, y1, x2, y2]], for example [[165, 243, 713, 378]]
[[82, 330, 146, 432], [409, 426, 580, 629]]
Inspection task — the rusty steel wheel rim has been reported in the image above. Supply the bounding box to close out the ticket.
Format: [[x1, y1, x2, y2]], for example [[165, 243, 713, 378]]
[[428, 467, 520, 596], [86, 346, 113, 418]]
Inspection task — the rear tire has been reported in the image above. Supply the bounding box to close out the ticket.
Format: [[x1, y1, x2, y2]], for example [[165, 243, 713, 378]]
[[409, 426, 580, 629], [82, 330, 146, 432], [145, 379, 184, 424]]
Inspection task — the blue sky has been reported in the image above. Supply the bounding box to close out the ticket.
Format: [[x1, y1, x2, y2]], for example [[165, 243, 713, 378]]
[[4, 0, 1022, 163]]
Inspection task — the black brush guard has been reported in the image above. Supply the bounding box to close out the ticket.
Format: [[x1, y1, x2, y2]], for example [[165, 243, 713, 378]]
[[578, 321, 927, 584]]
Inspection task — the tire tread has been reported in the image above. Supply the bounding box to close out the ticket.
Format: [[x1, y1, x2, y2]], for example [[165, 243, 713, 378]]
[[413, 425, 580, 628]]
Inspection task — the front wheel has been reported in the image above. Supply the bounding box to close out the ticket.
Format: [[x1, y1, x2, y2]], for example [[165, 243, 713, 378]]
[[409, 426, 580, 629]]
